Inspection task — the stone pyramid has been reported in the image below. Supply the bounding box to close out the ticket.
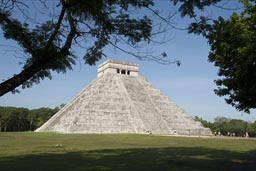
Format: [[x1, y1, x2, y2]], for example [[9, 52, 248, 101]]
[[36, 60, 211, 135]]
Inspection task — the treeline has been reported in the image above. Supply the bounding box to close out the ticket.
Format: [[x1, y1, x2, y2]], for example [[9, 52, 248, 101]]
[[194, 116, 256, 137], [0, 106, 62, 132], [1, 105, 256, 136]]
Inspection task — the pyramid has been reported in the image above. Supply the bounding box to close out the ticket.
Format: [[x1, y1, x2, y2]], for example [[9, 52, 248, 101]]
[[36, 60, 211, 135]]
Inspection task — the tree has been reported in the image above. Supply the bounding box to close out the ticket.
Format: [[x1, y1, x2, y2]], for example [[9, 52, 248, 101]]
[[0, 106, 59, 131], [14, 107, 29, 131], [248, 121, 256, 137], [206, 1, 256, 113], [211, 116, 230, 134], [0, 107, 10, 132], [194, 116, 212, 128], [229, 119, 248, 136], [0, 106, 29, 131], [29, 107, 57, 130], [0, 0, 177, 97], [172, 0, 256, 113]]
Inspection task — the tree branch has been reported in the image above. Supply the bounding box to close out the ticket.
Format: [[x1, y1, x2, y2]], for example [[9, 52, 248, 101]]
[[0, 2, 78, 97], [59, 8, 77, 54], [45, 0, 66, 50], [108, 40, 179, 65], [0, 12, 36, 56]]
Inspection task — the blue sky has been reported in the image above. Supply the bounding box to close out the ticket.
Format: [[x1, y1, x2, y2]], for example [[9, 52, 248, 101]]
[[0, 0, 255, 122]]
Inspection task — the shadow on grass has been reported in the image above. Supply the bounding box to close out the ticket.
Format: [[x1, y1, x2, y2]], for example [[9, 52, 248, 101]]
[[0, 147, 256, 171]]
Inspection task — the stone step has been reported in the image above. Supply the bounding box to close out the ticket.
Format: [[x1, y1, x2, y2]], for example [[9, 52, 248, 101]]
[[36, 72, 211, 135]]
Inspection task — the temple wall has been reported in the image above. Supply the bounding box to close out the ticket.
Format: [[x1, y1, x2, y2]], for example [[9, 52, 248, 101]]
[[97, 60, 139, 77]]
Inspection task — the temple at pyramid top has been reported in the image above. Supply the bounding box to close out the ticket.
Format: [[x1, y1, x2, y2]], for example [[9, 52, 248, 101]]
[[97, 60, 139, 77]]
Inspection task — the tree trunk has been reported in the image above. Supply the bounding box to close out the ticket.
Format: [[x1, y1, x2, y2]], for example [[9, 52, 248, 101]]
[[18, 122, 20, 132], [30, 120, 34, 131], [0, 64, 42, 97]]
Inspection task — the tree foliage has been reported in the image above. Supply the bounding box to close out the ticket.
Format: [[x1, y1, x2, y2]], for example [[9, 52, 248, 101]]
[[171, 0, 222, 18], [195, 116, 256, 137], [173, 0, 256, 113], [0, 0, 177, 97], [207, 1, 256, 113], [0, 106, 60, 132]]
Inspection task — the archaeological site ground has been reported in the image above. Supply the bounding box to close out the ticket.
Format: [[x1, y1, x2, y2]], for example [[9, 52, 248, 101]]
[[0, 133, 256, 171]]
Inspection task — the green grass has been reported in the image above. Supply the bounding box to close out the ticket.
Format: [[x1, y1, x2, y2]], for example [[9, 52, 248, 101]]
[[0, 133, 256, 171]]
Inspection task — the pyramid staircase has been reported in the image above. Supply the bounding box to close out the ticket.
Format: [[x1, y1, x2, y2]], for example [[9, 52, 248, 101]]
[[36, 60, 211, 135]]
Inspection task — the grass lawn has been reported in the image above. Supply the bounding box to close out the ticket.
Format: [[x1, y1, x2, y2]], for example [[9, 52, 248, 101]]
[[0, 133, 256, 171]]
